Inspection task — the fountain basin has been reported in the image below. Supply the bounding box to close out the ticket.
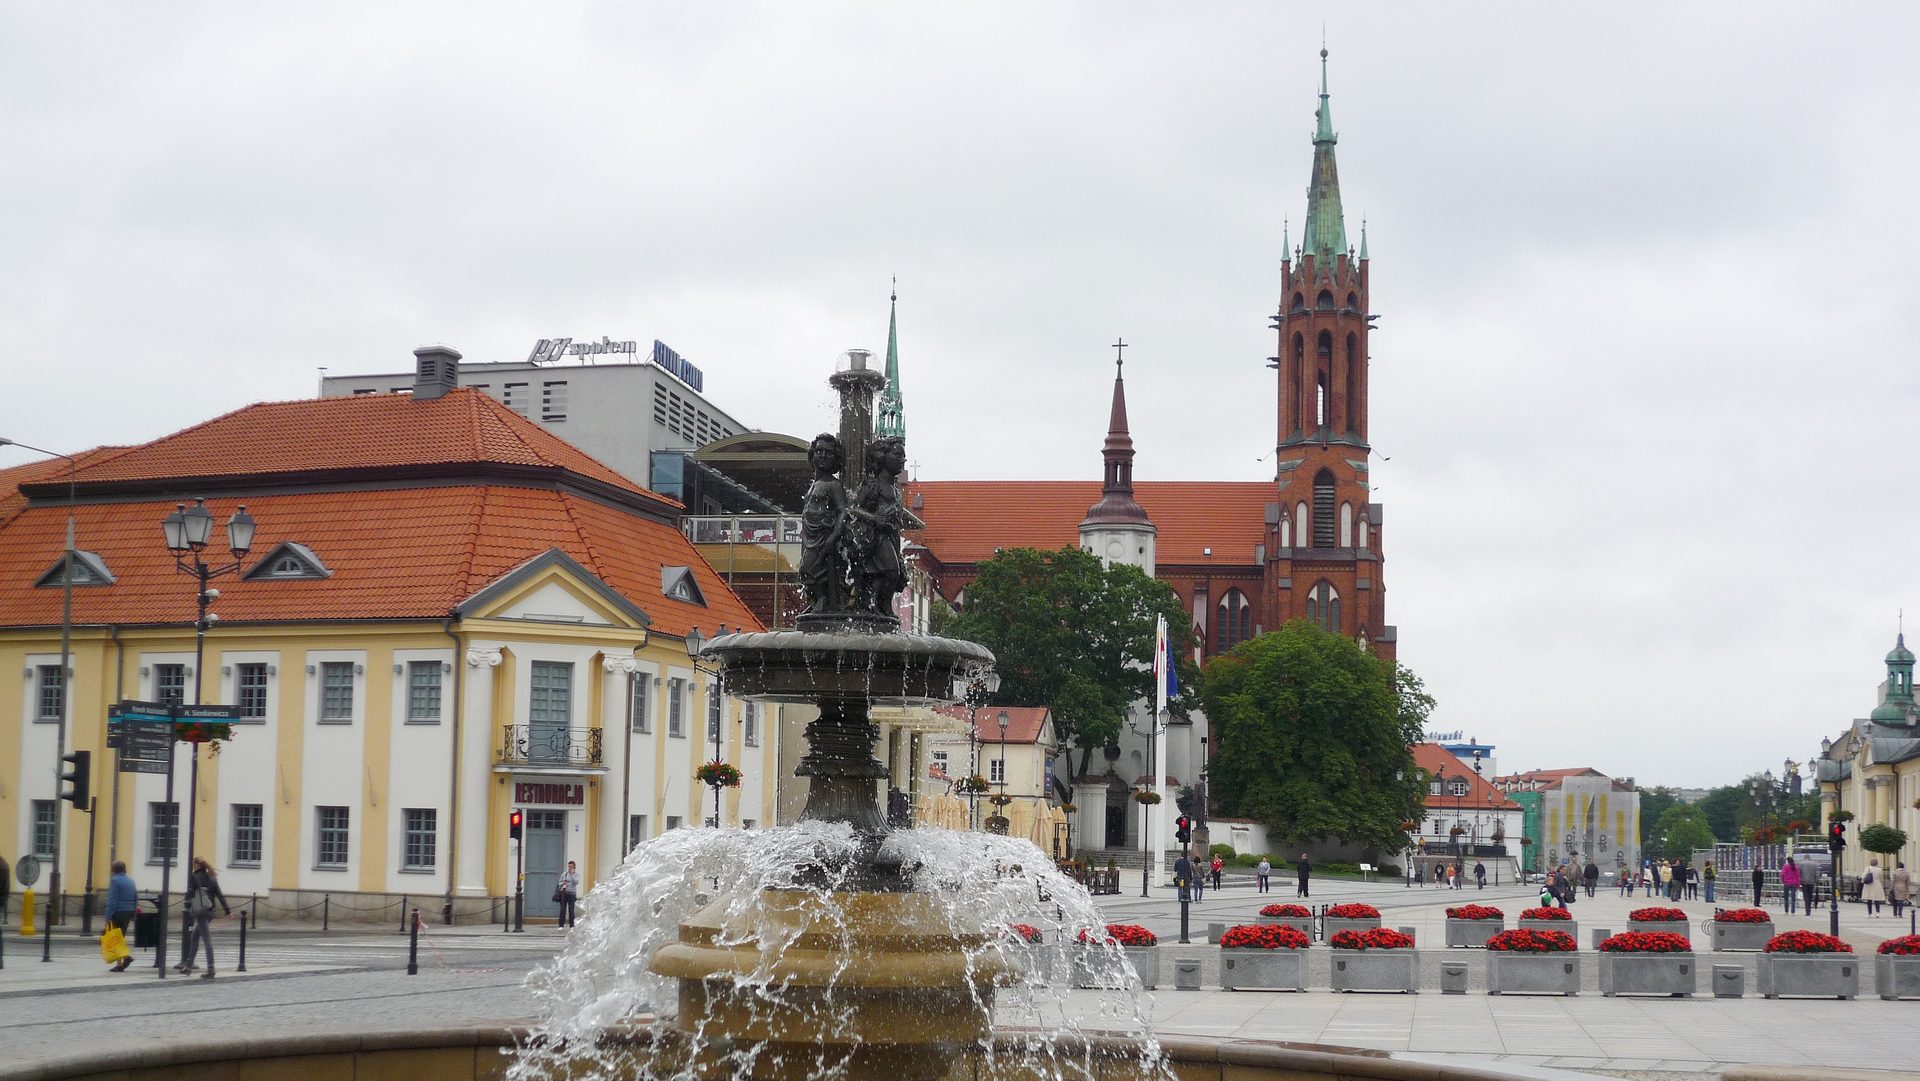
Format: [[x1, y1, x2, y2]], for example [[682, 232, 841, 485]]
[[699, 629, 993, 705]]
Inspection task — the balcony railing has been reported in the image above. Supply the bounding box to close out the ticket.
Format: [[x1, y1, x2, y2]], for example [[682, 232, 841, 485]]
[[682, 514, 803, 546], [500, 724, 603, 768]]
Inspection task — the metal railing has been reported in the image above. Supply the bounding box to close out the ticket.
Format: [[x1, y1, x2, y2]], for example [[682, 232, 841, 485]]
[[682, 514, 803, 546], [499, 724, 604, 767]]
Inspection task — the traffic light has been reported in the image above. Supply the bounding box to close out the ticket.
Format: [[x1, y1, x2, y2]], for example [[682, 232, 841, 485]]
[[1174, 815, 1192, 845], [1829, 820, 1846, 852], [59, 750, 90, 809], [509, 809, 524, 841]]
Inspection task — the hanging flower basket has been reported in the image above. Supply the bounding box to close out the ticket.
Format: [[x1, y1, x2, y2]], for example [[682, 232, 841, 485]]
[[1059, 802, 1077, 813], [988, 794, 1013, 807], [955, 775, 990, 795], [695, 760, 741, 788], [1448, 825, 1466, 837], [1133, 791, 1161, 806], [1830, 809, 1855, 822]]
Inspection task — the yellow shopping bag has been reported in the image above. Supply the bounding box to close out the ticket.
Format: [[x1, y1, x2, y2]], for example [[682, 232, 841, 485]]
[[100, 925, 130, 964]]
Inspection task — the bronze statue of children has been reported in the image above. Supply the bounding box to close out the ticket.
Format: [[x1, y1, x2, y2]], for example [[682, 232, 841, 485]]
[[797, 432, 851, 613], [849, 435, 909, 613]]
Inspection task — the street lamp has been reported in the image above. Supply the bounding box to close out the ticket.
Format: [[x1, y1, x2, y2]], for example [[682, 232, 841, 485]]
[[0, 437, 78, 952], [161, 497, 255, 961], [684, 624, 729, 829], [951, 671, 999, 831], [986, 710, 1010, 835], [1126, 707, 1172, 898]]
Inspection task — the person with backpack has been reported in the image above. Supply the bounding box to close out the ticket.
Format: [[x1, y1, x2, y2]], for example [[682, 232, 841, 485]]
[[176, 857, 231, 978]]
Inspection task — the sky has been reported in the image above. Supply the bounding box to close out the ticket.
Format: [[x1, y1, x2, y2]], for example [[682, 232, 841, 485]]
[[3, 3, 1917, 790]]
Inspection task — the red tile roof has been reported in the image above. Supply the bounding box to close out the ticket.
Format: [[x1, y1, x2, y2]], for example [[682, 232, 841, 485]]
[[1413, 743, 1521, 811], [0, 447, 133, 526], [933, 705, 1053, 744], [37, 389, 663, 504], [906, 480, 1272, 566], [1493, 767, 1628, 792]]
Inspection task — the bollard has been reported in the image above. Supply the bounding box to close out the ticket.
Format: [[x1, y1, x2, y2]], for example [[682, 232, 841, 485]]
[[1440, 960, 1469, 994], [1174, 957, 1202, 991], [1712, 963, 1743, 998], [236, 919, 248, 973], [407, 908, 421, 975], [501, 896, 509, 933], [1591, 928, 1612, 951], [19, 888, 36, 938], [322, 895, 330, 932], [399, 895, 409, 934], [251, 895, 258, 930]]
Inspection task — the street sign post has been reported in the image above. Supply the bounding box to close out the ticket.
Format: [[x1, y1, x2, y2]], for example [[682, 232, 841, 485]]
[[118, 719, 174, 776]]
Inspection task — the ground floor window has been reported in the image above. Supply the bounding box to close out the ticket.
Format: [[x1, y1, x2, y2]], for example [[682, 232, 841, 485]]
[[316, 806, 350, 868], [402, 808, 437, 870], [32, 800, 56, 857], [627, 814, 649, 850], [149, 802, 179, 865], [231, 803, 263, 866]]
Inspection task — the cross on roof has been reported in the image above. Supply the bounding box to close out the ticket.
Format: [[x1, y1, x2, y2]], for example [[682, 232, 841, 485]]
[[1112, 337, 1127, 369]]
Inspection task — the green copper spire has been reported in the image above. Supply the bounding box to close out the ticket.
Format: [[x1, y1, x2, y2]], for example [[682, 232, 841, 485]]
[[1299, 46, 1348, 263], [1282, 218, 1290, 263], [1359, 217, 1368, 260], [876, 279, 906, 440]]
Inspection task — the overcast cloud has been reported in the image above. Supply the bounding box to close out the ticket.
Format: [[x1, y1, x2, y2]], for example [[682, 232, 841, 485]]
[[4, 3, 1917, 789]]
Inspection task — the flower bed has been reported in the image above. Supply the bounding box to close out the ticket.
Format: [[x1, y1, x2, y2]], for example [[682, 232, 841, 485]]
[[1709, 907, 1774, 951], [1487, 928, 1580, 995], [1626, 906, 1691, 944], [1444, 905, 1505, 948], [1077, 923, 1156, 947], [1254, 902, 1314, 935], [1324, 902, 1382, 939], [1259, 903, 1312, 918], [1002, 923, 1042, 944], [1876, 935, 1920, 1000], [1330, 928, 1417, 993], [1758, 931, 1858, 999], [1713, 907, 1771, 923], [1519, 907, 1570, 921], [1219, 924, 1309, 991], [1516, 905, 1576, 938], [1599, 932, 1694, 997], [1072, 924, 1158, 989]]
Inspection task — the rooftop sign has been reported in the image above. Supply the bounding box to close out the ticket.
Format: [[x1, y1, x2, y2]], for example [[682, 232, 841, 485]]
[[527, 337, 639, 364], [651, 340, 704, 392]]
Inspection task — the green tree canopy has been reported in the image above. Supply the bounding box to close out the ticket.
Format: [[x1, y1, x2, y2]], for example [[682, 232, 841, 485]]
[[1859, 823, 1909, 855], [942, 546, 1198, 775], [1636, 787, 1682, 851], [1648, 804, 1716, 860], [1202, 619, 1425, 852]]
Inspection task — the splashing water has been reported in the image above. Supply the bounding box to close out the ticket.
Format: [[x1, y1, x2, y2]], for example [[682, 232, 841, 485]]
[[511, 821, 1167, 1080]]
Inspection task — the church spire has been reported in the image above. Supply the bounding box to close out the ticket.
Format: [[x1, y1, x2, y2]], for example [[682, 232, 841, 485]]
[[876, 279, 905, 440], [1081, 340, 1152, 529], [1300, 45, 1347, 262]]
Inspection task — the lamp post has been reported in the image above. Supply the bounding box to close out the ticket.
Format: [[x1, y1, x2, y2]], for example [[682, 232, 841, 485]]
[[161, 498, 255, 959], [1, 438, 78, 951], [952, 671, 1000, 832], [684, 624, 729, 829], [990, 710, 1009, 834], [1127, 708, 1170, 898]]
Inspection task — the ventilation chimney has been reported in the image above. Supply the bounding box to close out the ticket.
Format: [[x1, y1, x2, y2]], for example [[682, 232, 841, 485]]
[[412, 344, 462, 401]]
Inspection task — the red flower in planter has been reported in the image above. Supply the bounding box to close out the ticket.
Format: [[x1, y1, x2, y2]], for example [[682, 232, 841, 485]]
[[1325, 903, 1381, 919], [1076, 923, 1157, 947], [1713, 908, 1772, 924], [1259, 903, 1312, 918], [1764, 930, 1852, 954], [1520, 907, 1570, 921], [1218, 924, 1310, 950], [1628, 906, 1687, 922], [1598, 931, 1692, 953], [1486, 928, 1577, 953], [1446, 904, 1504, 921], [1002, 923, 1042, 944], [1878, 935, 1920, 956], [1330, 928, 1414, 951]]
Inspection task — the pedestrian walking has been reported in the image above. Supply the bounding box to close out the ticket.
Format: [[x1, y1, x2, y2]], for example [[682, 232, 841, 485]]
[[1892, 861, 1911, 917], [1618, 868, 1630, 896], [1648, 860, 1662, 895], [1210, 855, 1224, 892], [1474, 861, 1486, 889], [1433, 862, 1444, 887], [1295, 853, 1311, 898], [1798, 859, 1818, 914], [1173, 853, 1194, 903], [104, 861, 138, 972], [1256, 857, 1271, 893], [1703, 860, 1716, 903], [1751, 864, 1765, 905], [556, 860, 580, 928], [1191, 862, 1205, 902], [176, 857, 231, 978], [1864, 859, 1883, 915], [1780, 859, 1800, 914], [1583, 860, 1599, 898]]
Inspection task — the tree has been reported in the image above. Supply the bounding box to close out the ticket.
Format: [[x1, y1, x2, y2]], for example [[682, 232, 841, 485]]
[[1649, 804, 1716, 861], [1695, 785, 1743, 843], [1859, 823, 1909, 855], [1637, 787, 1682, 851], [1202, 619, 1425, 852], [943, 547, 1198, 777]]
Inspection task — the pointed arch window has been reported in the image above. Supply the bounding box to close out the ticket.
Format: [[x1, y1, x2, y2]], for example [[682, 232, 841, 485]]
[[1215, 589, 1253, 653], [1358, 516, 1370, 550], [1304, 580, 1340, 633], [1315, 291, 1335, 312], [1339, 503, 1353, 547], [1290, 334, 1305, 433], [1278, 510, 1291, 549], [1312, 471, 1336, 548], [1295, 500, 1309, 550], [1344, 333, 1358, 435]]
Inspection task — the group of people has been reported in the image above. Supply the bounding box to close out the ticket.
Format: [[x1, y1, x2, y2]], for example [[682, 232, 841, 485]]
[[1537, 861, 1593, 907], [1175, 852, 1307, 899], [101, 857, 234, 977], [1863, 859, 1912, 916], [1619, 857, 1702, 900], [1422, 860, 1488, 889]]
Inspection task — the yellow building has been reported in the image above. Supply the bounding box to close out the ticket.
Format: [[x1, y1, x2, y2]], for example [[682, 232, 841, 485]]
[[1814, 633, 1920, 877], [1, 357, 774, 923]]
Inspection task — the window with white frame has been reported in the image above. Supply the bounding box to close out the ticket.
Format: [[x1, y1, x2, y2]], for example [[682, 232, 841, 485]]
[[236, 663, 269, 720], [743, 702, 758, 747], [231, 804, 263, 866], [316, 806, 350, 868], [36, 664, 64, 721], [155, 663, 187, 706], [627, 814, 649, 849], [667, 678, 685, 737], [402, 808, 437, 871], [530, 662, 572, 725], [931, 750, 950, 775], [989, 759, 1006, 784], [406, 662, 442, 723], [31, 800, 56, 857], [149, 802, 179, 864], [707, 686, 722, 741], [630, 675, 651, 733], [319, 662, 355, 722], [665, 815, 683, 831]]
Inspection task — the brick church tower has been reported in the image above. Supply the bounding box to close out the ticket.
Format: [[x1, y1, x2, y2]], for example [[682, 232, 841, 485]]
[[1266, 48, 1395, 660]]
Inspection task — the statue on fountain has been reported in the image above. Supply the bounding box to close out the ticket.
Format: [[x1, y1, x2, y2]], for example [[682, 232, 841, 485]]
[[796, 432, 852, 615], [848, 435, 908, 615]]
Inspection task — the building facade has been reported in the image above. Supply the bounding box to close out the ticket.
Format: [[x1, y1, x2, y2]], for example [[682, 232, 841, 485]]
[[1493, 767, 1642, 876], [2, 354, 775, 923], [1813, 632, 1920, 878]]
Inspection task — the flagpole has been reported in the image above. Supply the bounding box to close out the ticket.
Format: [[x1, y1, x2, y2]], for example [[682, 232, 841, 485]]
[[1150, 616, 1169, 890]]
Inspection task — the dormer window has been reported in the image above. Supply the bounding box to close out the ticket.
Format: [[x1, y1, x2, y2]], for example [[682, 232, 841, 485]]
[[242, 542, 331, 581], [35, 551, 114, 587], [661, 566, 706, 606]]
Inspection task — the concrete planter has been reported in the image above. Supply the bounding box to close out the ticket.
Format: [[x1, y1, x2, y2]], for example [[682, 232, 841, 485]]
[[1488, 951, 1581, 995], [1324, 917, 1383, 940], [1254, 916, 1316, 939], [1517, 918, 1576, 940], [1874, 953, 1920, 1000], [1626, 919, 1691, 944], [1329, 948, 1418, 993], [1710, 921, 1774, 952], [1599, 951, 1695, 997], [1219, 948, 1307, 991], [1010, 940, 1063, 985], [1071, 944, 1158, 990], [1757, 952, 1858, 1000], [1444, 918, 1505, 948]]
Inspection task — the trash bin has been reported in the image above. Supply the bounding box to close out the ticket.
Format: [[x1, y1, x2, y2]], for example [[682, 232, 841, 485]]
[[133, 910, 161, 949], [1440, 960, 1469, 994], [1712, 963, 1744, 998], [1174, 958, 1203, 991]]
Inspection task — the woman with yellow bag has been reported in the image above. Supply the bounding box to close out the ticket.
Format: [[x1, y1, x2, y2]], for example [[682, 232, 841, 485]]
[[103, 861, 137, 972]]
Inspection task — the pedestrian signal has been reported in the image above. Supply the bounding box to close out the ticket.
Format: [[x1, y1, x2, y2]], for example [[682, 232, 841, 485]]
[[1828, 820, 1846, 851], [1174, 815, 1192, 844], [509, 809, 524, 841]]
